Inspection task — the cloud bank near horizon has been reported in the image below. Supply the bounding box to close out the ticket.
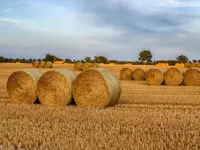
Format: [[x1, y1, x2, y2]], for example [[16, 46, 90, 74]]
[[0, 0, 200, 60]]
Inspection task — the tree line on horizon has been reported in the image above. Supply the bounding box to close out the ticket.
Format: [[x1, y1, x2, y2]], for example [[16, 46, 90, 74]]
[[0, 50, 199, 65]]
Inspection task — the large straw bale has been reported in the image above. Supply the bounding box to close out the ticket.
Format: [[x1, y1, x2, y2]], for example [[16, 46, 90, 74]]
[[7, 69, 43, 104], [73, 68, 121, 108], [44, 61, 53, 68], [183, 68, 200, 86], [164, 67, 183, 86], [74, 62, 83, 71], [37, 69, 76, 107], [37, 61, 45, 68], [146, 68, 164, 85], [120, 68, 133, 80], [132, 68, 146, 81]]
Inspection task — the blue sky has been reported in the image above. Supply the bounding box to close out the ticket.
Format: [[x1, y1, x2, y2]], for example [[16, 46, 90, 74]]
[[0, 0, 200, 60]]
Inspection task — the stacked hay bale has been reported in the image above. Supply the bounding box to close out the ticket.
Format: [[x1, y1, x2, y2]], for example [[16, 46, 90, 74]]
[[164, 67, 183, 86], [132, 68, 146, 81], [74, 62, 83, 71], [146, 68, 164, 85], [183, 68, 200, 86], [120, 68, 133, 80], [37, 69, 76, 107], [32, 61, 38, 68], [73, 68, 121, 108], [7, 69, 44, 104], [44, 61, 53, 68], [37, 61, 45, 68]]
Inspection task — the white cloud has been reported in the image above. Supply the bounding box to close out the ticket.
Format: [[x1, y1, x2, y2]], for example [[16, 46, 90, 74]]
[[0, 18, 20, 24]]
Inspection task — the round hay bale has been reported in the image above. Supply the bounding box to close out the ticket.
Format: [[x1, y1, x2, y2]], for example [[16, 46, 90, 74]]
[[132, 68, 145, 81], [120, 68, 133, 80], [146, 68, 164, 85], [32, 61, 38, 68], [191, 63, 197, 68], [184, 68, 200, 86], [82, 63, 92, 71], [73, 68, 121, 108], [90, 63, 100, 68], [7, 69, 43, 104], [37, 69, 76, 107], [74, 62, 83, 71], [197, 63, 200, 68], [37, 61, 45, 68], [184, 62, 191, 68], [44, 61, 53, 68], [164, 67, 183, 86]]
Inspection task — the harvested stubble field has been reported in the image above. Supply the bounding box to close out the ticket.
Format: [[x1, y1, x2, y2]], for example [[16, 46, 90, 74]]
[[0, 63, 200, 149]]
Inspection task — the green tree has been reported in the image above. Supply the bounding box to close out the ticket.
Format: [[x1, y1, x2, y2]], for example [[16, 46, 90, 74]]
[[176, 55, 188, 63], [65, 58, 72, 63], [94, 56, 108, 63], [0, 56, 4, 62], [44, 54, 57, 62], [84, 57, 91, 63], [138, 50, 152, 64]]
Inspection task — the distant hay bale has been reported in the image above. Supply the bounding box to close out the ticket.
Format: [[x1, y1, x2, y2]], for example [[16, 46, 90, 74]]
[[184, 62, 191, 68], [175, 63, 185, 67], [164, 67, 183, 86], [90, 63, 100, 68], [184, 68, 200, 86], [37, 69, 76, 107], [82, 63, 92, 71], [7, 69, 43, 104], [191, 63, 197, 68], [32, 61, 38, 68], [74, 62, 83, 71], [197, 63, 200, 68], [146, 68, 164, 85], [73, 68, 121, 108], [132, 68, 146, 81], [37, 61, 45, 68], [44, 61, 53, 68], [120, 68, 133, 80]]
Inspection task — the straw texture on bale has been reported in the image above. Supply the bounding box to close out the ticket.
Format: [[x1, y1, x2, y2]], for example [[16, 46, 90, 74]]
[[82, 63, 92, 71], [146, 68, 164, 85], [7, 69, 43, 104], [37, 61, 45, 68], [164, 67, 183, 86], [32, 61, 38, 68], [73, 68, 121, 108], [132, 68, 146, 81], [120, 68, 133, 80], [44, 61, 53, 68], [74, 62, 83, 71], [37, 69, 76, 107], [183, 68, 200, 86]]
